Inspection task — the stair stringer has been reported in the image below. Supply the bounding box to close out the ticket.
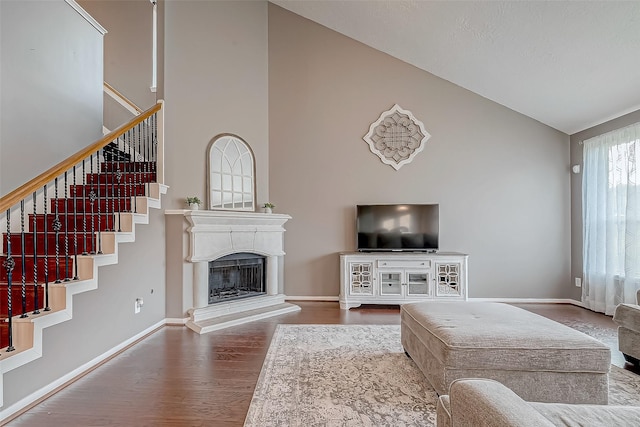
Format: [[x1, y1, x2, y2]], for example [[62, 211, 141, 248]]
[[0, 184, 168, 410]]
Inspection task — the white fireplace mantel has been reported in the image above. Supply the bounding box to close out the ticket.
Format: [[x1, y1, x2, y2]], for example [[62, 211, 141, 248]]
[[184, 210, 292, 262], [168, 209, 300, 333]]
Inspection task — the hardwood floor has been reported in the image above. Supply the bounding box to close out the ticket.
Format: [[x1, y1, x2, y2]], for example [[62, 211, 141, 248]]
[[4, 301, 637, 426]]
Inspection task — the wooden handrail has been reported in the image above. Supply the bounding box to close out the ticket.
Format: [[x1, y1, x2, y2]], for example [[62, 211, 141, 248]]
[[103, 82, 143, 115], [0, 101, 162, 213]]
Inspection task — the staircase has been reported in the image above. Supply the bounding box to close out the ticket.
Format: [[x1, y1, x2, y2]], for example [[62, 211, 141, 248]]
[[0, 101, 165, 412], [0, 160, 159, 348]]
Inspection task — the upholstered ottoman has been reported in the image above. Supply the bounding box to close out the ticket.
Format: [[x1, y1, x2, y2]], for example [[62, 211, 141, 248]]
[[401, 302, 611, 404]]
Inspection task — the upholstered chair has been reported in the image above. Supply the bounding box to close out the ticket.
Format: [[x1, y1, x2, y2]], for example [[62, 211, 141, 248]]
[[613, 289, 640, 366]]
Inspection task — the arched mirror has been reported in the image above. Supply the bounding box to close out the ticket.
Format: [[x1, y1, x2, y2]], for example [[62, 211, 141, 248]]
[[207, 134, 256, 211]]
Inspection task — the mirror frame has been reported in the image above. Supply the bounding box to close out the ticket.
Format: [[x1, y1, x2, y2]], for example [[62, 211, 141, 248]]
[[206, 133, 257, 211]]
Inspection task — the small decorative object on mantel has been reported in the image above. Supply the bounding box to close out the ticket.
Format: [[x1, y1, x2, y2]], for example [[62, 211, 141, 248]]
[[363, 104, 431, 170], [186, 196, 202, 210], [263, 202, 275, 214]]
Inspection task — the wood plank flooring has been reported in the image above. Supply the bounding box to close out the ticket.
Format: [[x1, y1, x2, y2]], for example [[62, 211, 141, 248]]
[[4, 301, 637, 426]]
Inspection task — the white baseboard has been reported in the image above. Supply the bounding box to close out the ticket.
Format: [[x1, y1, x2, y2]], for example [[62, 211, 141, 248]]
[[469, 298, 584, 306], [285, 296, 586, 306], [285, 296, 339, 302], [0, 319, 165, 424]]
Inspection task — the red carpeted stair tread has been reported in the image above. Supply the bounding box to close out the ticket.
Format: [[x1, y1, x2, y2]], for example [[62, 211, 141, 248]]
[[50, 198, 133, 214], [85, 172, 156, 185], [3, 232, 97, 255], [69, 183, 148, 198], [0, 255, 73, 282], [101, 161, 155, 173], [28, 213, 119, 233], [0, 159, 158, 350]]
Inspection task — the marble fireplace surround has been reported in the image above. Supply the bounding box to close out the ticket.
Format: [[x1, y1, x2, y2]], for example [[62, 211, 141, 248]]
[[183, 210, 300, 334]]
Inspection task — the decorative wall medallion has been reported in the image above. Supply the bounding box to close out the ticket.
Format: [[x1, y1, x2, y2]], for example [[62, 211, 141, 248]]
[[363, 104, 431, 170]]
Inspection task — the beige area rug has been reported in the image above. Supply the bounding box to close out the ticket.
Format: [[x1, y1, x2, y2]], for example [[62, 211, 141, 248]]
[[244, 324, 640, 427]]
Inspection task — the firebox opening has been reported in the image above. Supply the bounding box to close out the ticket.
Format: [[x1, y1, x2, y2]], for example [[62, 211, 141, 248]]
[[208, 253, 266, 304]]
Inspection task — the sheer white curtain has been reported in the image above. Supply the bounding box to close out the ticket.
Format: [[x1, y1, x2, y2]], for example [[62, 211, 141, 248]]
[[582, 122, 640, 315]]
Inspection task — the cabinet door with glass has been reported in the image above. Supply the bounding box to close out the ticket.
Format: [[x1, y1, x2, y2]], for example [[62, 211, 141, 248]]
[[348, 262, 373, 296], [378, 271, 403, 296], [378, 269, 431, 298], [405, 270, 431, 297], [435, 262, 463, 298]]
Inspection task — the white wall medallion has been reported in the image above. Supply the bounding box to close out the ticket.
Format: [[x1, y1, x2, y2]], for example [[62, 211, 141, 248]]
[[363, 104, 431, 170]]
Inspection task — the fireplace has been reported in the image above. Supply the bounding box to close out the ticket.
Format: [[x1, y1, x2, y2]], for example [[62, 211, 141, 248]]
[[181, 209, 300, 334], [209, 253, 266, 303]]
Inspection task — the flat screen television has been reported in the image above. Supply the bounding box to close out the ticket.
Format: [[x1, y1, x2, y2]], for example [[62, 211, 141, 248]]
[[356, 204, 439, 252]]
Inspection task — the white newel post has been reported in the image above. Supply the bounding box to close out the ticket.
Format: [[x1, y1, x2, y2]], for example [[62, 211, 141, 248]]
[[267, 255, 278, 295], [193, 261, 209, 309]]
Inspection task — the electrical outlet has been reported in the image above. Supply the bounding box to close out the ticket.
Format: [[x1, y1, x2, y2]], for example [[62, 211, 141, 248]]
[[575, 277, 582, 288], [134, 297, 144, 314]]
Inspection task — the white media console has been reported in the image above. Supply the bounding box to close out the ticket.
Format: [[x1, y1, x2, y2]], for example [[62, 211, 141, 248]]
[[339, 251, 468, 309]]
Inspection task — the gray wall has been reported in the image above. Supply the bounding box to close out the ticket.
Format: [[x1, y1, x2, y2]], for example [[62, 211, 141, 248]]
[[163, 0, 269, 210], [569, 108, 640, 301], [78, 0, 157, 130], [78, 0, 156, 109], [268, 5, 572, 299], [0, 0, 103, 196], [162, 0, 269, 317], [3, 209, 167, 409]]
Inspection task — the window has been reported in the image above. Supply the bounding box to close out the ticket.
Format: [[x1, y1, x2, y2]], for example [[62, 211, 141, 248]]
[[582, 122, 640, 314]]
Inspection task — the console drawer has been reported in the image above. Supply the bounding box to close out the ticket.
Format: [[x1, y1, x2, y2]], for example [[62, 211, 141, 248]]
[[377, 259, 431, 269]]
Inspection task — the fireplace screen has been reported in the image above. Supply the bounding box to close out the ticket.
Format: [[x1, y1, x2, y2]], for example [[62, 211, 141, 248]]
[[208, 253, 266, 304]]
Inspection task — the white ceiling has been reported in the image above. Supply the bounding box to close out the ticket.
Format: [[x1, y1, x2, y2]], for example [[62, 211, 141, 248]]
[[271, 0, 640, 135]]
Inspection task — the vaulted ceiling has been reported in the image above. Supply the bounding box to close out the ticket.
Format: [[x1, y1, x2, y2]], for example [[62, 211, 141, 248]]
[[272, 1, 640, 135]]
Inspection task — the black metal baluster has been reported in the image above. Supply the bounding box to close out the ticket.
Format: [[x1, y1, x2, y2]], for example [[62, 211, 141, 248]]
[[132, 126, 138, 213], [53, 178, 62, 284], [127, 129, 138, 212], [153, 113, 158, 176], [102, 155, 110, 232], [116, 163, 122, 233], [32, 192, 40, 314], [96, 151, 102, 254], [111, 156, 116, 232], [63, 171, 70, 281], [81, 161, 88, 255], [19, 201, 27, 318], [144, 120, 149, 196], [123, 131, 131, 212], [72, 166, 79, 280], [128, 177, 133, 214], [137, 122, 142, 198], [89, 154, 96, 254], [4, 209, 15, 351], [43, 185, 50, 311]]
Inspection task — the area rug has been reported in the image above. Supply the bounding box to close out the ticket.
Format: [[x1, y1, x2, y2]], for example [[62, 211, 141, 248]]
[[243, 324, 640, 427]]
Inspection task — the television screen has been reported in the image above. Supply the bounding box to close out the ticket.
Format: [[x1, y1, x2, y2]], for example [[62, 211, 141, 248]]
[[356, 204, 439, 252]]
